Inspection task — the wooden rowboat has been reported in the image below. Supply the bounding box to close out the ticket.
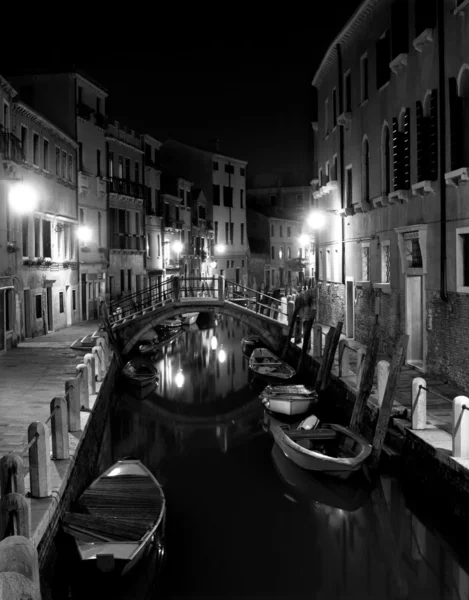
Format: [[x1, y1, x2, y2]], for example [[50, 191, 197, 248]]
[[138, 329, 183, 356], [62, 459, 166, 576], [249, 348, 296, 384], [122, 359, 159, 398], [260, 384, 318, 416], [271, 423, 372, 480], [240, 334, 263, 357]]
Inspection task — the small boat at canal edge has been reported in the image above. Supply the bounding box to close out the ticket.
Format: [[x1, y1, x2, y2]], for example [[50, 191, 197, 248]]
[[138, 328, 183, 356], [241, 334, 264, 357], [249, 348, 296, 384], [62, 459, 166, 576], [181, 312, 199, 326], [260, 384, 318, 416], [271, 423, 372, 480], [122, 359, 159, 397]]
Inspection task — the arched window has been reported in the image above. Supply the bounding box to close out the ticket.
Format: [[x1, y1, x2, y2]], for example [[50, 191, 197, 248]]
[[381, 123, 391, 195], [362, 137, 370, 203]]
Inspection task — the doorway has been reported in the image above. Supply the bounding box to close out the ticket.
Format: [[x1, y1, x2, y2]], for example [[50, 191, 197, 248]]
[[406, 275, 424, 369], [46, 287, 53, 331], [24, 290, 32, 338], [345, 278, 354, 338]]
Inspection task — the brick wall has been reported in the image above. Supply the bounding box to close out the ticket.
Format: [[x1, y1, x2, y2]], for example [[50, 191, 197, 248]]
[[427, 291, 469, 393], [317, 282, 346, 330]]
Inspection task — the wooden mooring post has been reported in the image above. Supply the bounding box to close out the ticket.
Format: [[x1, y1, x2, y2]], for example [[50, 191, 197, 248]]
[[314, 326, 336, 393], [319, 321, 343, 393], [281, 299, 303, 359], [296, 310, 316, 375], [370, 333, 409, 469], [349, 323, 381, 432]]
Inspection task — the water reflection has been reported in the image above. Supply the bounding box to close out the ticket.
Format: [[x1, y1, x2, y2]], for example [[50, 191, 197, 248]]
[[64, 315, 469, 599]]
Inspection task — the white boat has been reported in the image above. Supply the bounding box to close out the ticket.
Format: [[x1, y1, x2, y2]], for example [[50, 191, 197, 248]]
[[260, 384, 318, 416], [62, 459, 166, 576], [181, 312, 199, 326], [249, 348, 296, 383]]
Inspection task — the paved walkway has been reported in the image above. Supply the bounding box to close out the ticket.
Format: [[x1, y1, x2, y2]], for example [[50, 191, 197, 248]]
[[0, 320, 101, 464]]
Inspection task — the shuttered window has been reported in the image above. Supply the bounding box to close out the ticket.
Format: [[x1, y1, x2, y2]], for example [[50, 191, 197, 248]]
[[392, 118, 404, 190], [449, 77, 464, 171], [417, 94, 438, 182], [415, 0, 436, 37], [403, 108, 411, 189], [391, 0, 409, 58], [376, 31, 391, 89]]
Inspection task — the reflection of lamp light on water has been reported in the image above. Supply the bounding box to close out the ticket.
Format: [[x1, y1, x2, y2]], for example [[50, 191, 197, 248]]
[[211, 335, 218, 351], [218, 344, 226, 363], [175, 368, 185, 388]]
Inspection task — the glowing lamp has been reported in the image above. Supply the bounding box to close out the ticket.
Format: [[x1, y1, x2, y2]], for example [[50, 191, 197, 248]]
[[175, 369, 185, 388], [298, 234, 309, 247], [211, 336, 218, 351], [9, 182, 38, 213], [173, 240, 183, 254], [218, 345, 226, 363], [307, 210, 326, 230], [77, 226, 92, 243], [214, 244, 226, 253]]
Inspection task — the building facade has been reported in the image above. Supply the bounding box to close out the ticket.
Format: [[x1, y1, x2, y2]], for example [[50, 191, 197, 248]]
[[312, 0, 469, 390], [247, 185, 312, 222]]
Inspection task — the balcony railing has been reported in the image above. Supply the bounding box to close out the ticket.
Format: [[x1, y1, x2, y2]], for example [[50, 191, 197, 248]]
[[164, 217, 174, 229], [77, 102, 94, 121], [108, 177, 145, 199], [111, 233, 144, 251], [0, 130, 24, 164], [175, 219, 184, 230]]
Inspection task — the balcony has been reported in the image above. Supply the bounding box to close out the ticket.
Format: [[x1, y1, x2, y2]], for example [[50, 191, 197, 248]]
[[174, 219, 184, 230], [192, 217, 200, 227], [95, 112, 108, 129], [77, 102, 94, 121], [107, 177, 145, 200], [0, 130, 24, 167], [111, 233, 144, 251], [206, 220, 214, 231], [78, 172, 90, 198], [164, 217, 174, 230]]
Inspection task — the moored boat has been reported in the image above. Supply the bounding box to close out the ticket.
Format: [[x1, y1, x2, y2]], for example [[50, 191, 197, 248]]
[[241, 334, 264, 357], [271, 422, 372, 480], [122, 359, 159, 397], [249, 348, 296, 384], [62, 459, 166, 576], [138, 329, 183, 356], [181, 312, 199, 326], [260, 384, 318, 416]]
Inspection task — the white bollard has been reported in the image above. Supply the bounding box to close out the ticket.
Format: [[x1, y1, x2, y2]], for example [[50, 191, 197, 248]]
[[452, 396, 469, 458], [356, 347, 367, 390], [76, 364, 89, 409], [0, 536, 40, 598], [96, 336, 109, 369], [312, 323, 323, 358], [28, 422, 51, 498], [377, 360, 390, 408], [50, 397, 69, 460], [338, 339, 352, 377], [84, 353, 96, 395], [92, 346, 104, 382], [411, 377, 427, 430]]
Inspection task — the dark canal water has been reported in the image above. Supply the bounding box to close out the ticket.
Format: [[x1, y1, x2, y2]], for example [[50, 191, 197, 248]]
[[53, 314, 469, 600]]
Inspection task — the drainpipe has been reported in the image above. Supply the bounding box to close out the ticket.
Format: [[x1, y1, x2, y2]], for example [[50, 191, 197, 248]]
[[438, 0, 448, 302], [336, 43, 346, 286]]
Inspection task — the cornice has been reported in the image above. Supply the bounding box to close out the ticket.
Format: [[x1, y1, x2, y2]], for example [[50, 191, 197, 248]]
[[312, 0, 382, 88], [213, 153, 248, 167], [0, 74, 17, 99], [14, 101, 78, 148], [142, 133, 162, 149], [105, 133, 143, 154], [75, 72, 108, 97]]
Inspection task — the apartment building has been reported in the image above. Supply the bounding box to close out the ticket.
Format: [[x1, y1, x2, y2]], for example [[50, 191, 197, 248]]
[[0, 75, 79, 351], [312, 0, 469, 390], [106, 121, 146, 302], [247, 185, 312, 222]]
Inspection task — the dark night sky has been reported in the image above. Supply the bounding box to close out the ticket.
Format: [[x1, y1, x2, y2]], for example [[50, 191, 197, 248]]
[[4, 4, 360, 186]]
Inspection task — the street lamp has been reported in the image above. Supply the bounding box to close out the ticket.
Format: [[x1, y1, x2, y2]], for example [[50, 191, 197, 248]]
[[298, 234, 309, 247], [214, 244, 225, 254], [173, 240, 183, 264], [8, 182, 38, 214], [77, 226, 92, 243], [307, 209, 326, 230]]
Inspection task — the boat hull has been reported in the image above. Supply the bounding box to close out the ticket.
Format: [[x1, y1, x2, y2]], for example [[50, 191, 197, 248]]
[[272, 423, 372, 480], [262, 396, 315, 416], [249, 348, 296, 385]]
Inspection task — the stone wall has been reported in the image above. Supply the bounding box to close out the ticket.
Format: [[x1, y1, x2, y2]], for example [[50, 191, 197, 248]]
[[317, 282, 345, 331]]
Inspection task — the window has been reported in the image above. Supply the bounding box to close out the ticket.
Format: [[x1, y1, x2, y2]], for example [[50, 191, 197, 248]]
[[32, 133, 39, 165], [344, 71, 352, 113], [21, 126, 28, 160], [456, 227, 469, 292], [287, 227, 291, 237], [34, 218, 41, 257], [22, 216, 29, 256], [135, 161, 140, 184], [362, 243, 371, 282], [214, 221, 218, 244], [5, 289, 14, 331], [240, 189, 244, 209], [279, 248, 283, 259], [68, 154, 73, 182], [223, 186, 233, 207], [319, 167, 323, 188], [240, 167, 245, 176], [108, 151, 114, 178], [43, 139, 49, 170], [224, 164, 234, 174], [72, 290, 76, 311], [213, 161, 219, 170], [288, 247, 291, 259], [43, 220, 51, 258], [213, 184, 220, 205], [118, 156, 123, 178], [332, 88, 337, 127], [96, 149, 101, 177], [416, 92, 438, 182], [271, 224, 274, 237], [78, 143, 83, 171], [79, 208, 84, 223], [270, 195, 277, 206], [61, 150, 67, 179], [393, 108, 411, 190], [35, 294, 43, 319], [346, 166, 353, 206], [325, 161, 330, 184], [120, 269, 125, 292], [230, 223, 234, 245], [271, 246, 275, 259], [59, 292, 64, 314], [325, 98, 329, 135], [391, 0, 409, 59], [381, 124, 391, 195], [415, 0, 436, 36], [128, 269, 132, 292], [225, 222, 229, 245], [98, 212, 102, 246], [381, 241, 391, 283], [241, 223, 244, 245], [362, 138, 370, 203], [360, 54, 369, 102], [3, 101, 10, 131], [376, 31, 391, 89]]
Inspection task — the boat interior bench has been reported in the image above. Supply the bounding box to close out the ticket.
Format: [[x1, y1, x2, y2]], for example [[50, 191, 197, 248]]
[[63, 511, 149, 542], [286, 429, 338, 441]]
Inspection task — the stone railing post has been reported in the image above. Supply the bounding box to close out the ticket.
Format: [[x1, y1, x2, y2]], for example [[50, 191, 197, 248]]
[[287, 299, 294, 326], [50, 397, 69, 460], [172, 275, 180, 301], [28, 422, 51, 499], [75, 364, 89, 409], [452, 396, 469, 458], [0, 495, 31, 540], [0, 536, 40, 596], [377, 360, 390, 408], [65, 379, 81, 432], [218, 276, 225, 301], [0, 455, 25, 498], [411, 377, 427, 430], [338, 339, 352, 377], [356, 347, 367, 390], [312, 323, 323, 358], [96, 336, 109, 369], [84, 353, 96, 395], [92, 346, 104, 382]]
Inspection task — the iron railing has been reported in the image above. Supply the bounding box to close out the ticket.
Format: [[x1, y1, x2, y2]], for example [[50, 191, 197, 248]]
[[108, 177, 145, 199]]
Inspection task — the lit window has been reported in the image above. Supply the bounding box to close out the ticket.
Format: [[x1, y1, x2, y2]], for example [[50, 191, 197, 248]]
[[362, 243, 370, 281], [381, 242, 391, 283]]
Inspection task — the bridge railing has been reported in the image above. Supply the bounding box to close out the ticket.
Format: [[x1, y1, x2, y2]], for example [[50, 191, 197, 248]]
[[108, 277, 175, 323], [180, 276, 219, 298], [224, 280, 283, 321]]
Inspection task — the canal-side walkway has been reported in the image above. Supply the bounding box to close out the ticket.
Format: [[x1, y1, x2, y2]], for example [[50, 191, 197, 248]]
[[0, 320, 102, 546]]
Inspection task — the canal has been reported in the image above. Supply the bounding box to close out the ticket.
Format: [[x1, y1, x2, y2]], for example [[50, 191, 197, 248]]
[[52, 314, 469, 599]]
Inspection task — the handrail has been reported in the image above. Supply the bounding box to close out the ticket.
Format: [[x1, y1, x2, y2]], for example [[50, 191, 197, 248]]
[[108, 276, 174, 313], [418, 385, 454, 403]]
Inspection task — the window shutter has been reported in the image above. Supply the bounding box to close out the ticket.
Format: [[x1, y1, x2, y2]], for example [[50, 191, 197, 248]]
[[392, 117, 401, 190], [429, 89, 438, 180], [416, 101, 424, 182], [403, 108, 411, 189], [449, 77, 464, 171]]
